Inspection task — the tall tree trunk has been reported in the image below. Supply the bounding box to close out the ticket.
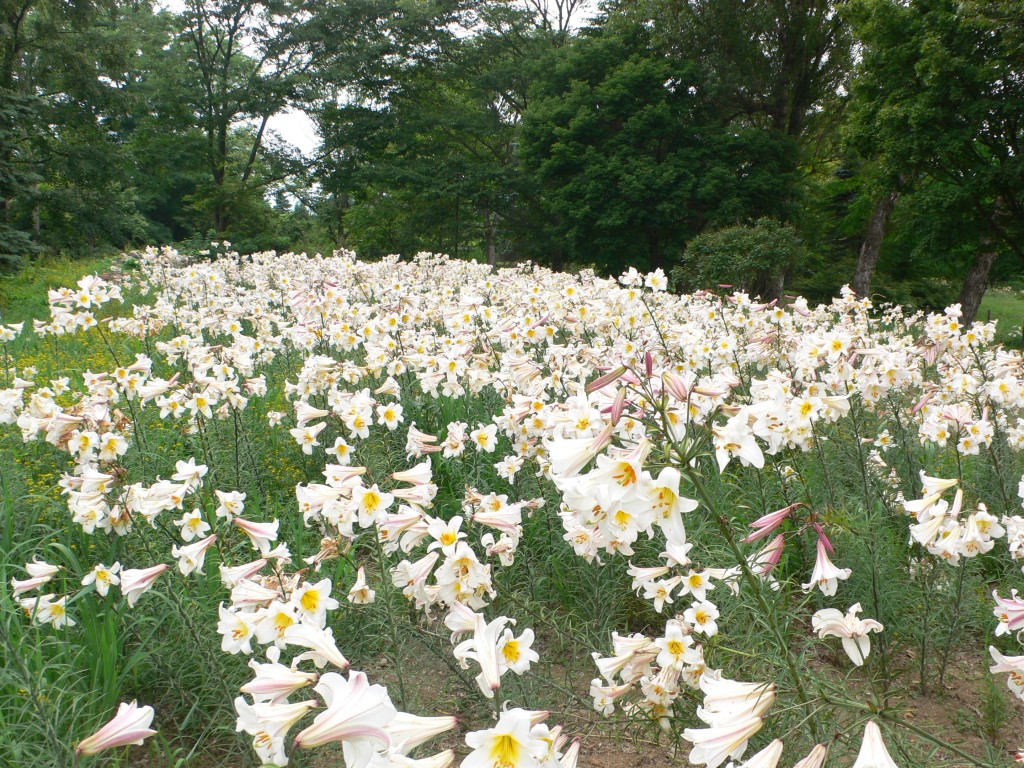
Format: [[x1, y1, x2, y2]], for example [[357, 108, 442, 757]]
[[453, 195, 460, 260], [751, 268, 785, 301], [335, 193, 346, 246], [485, 210, 496, 270], [958, 234, 998, 326], [852, 190, 898, 298], [213, 120, 229, 233], [646, 229, 662, 270]]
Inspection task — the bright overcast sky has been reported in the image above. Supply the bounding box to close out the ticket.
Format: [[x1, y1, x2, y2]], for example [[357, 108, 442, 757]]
[[268, 109, 320, 157]]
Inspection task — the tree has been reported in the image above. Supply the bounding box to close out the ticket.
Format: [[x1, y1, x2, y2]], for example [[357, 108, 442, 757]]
[[310, 0, 541, 263], [0, 0, 100, 257], [845, 0, 1024, 322], [850, 186, 899, 299], [522, 0, 589, 35], [601, 0, 854, 281], [672, 218, 811, 299], [177, 0, 311, 233], [623, 0, 853, 142], [520, 19, 797, 274], [0, 88, 39, 261]]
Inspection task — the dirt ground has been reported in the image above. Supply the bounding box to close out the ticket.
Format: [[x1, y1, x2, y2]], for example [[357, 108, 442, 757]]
[[312, 636, 1024, 768], [127, 628, 1021, 768]]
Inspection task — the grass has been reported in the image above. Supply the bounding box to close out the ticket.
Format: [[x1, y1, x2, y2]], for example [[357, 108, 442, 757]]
[[979, 286, 1024, 346], [0, 253, 118, 324]]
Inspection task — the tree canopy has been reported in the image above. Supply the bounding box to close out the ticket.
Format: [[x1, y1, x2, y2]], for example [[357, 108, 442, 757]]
[[0, 0, 1021, 317]]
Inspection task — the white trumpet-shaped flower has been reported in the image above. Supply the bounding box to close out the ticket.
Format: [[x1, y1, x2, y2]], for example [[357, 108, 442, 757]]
[[811, 603, 884, 666], [802, 537, 851, 596], [293, 671, 397, 764], [462, 708, 549, 768], [852, 721, 899, 768]]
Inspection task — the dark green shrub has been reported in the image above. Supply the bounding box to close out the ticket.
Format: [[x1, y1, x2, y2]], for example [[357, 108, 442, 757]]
[[672, 218, 810, 299]]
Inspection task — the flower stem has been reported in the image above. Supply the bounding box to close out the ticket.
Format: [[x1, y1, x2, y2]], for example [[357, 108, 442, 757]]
[[684, 468, 821, 741], [937, 560, 967, 689]]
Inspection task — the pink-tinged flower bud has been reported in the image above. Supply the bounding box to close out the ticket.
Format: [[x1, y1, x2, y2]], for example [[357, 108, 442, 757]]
[[814, 525, 834, 553], [10, 575, 52, 597], [119, 563, 170, 607], [920, 343, 939, 365], [610, 388, 626, 425], [233, 518, 278, 554], [737, 739, 784, 768], [391, 459, 432, 486], [586, 365, 627, 394], [663, 372, 691, 401], [741, 503, 802, 544], [75, 700, 156, 756], [852, 721, 898, 768], [792, 744, 828, 768], [753, 534, 786, 576], [560, 737, 581, 768], [621, 370, 642, 386], [645, 351, 654, 377], [293, 671, 396, 750], [384, 712, 458, 753], [219, 558, 267, 589], [683, 714, 763, 768], [589, 423, 615, 454]]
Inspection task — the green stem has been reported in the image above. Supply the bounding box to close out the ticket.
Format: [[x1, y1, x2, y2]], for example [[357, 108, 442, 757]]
[[824, 690, 995, 768], [919, 560, 931, 695], [685, 468, 821, 741], [937, 561, 967, 689], [374, 535, 407, 708]]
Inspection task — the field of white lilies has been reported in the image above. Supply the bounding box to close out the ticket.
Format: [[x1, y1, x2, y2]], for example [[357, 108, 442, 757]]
[[1, 246, 1022, 768]]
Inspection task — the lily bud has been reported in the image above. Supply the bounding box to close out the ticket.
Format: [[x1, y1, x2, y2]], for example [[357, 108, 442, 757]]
[[741, 503, 801, 544], [663, 372, 691, 401], [792, 744, 828, 768], [75, 700, 156, 756], [586, 365, 627, 394], [610, 388, 626, 425]]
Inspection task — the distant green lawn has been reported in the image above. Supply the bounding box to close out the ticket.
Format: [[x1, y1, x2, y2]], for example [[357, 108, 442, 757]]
[[0, 254, 115, 324], [980, 287, 1024, 347]]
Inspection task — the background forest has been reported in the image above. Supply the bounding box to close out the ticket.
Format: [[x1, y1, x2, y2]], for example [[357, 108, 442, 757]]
[[1, 0, 1022, 323]]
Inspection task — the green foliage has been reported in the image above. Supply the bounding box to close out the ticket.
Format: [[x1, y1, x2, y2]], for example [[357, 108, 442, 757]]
[[0, 253, 116, 321], [0, 0, 316, 262], [312, 0, 539, 264], [520, 21, 798, 274], [844, 0, 1024, 283], [868, 276, 958, 314], [0, 0, 1023, 307], [0, 89, 43, 265], [628, 0, 854, 140], [672, 218, 810, 298]]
